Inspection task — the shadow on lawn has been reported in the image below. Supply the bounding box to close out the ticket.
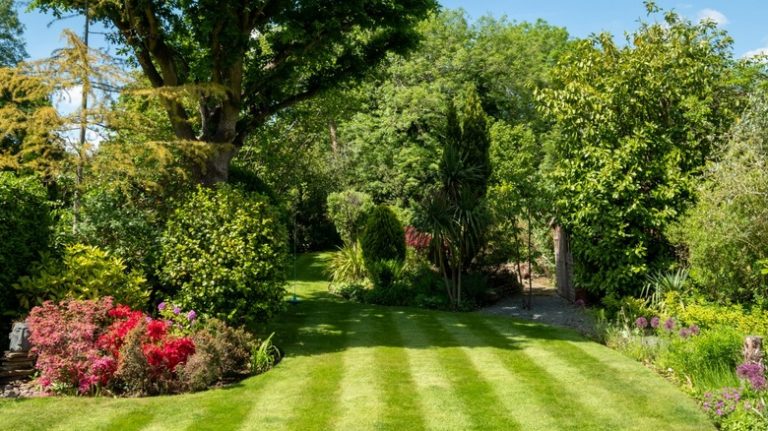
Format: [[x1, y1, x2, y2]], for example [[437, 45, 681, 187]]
[[269, 253, 587, 359]]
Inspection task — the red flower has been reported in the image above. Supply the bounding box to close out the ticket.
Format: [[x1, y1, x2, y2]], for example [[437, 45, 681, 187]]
[[146, 320, 168, 341]]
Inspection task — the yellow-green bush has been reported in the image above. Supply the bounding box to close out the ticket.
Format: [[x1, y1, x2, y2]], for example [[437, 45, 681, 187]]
[[15, 243, 149, 309], [663, 292, 768, 336]]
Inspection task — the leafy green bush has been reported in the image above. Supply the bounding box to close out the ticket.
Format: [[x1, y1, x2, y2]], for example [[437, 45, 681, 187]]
[[15, 243, 149, 309], [662, 292, 768, 336], [672, 93, 768, 303], [159, 185, 288, 325], [326, 189, 374, 244], [360, 205, 405, 274], [658, 326, 742, 391], [70, 186, 163, 276], [0, 173, 50, 317]]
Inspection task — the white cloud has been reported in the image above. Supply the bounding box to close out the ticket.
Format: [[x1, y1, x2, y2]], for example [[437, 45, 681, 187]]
[[743, 46, 768, 59], [54, 85, 83, 116], [697, 8, 729, 26]]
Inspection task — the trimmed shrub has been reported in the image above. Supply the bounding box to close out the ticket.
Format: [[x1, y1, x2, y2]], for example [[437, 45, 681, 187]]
[[360, 205, 405, 275], [15, 243, 149, 310], [326, 189, 373, 244], [159, 185, 288, 325], [0, 173, 50, 318]]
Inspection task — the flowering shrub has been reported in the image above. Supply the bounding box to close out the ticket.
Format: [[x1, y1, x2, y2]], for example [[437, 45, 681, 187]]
[[26, 298, 114, 394], [27, 298, 197, 395]]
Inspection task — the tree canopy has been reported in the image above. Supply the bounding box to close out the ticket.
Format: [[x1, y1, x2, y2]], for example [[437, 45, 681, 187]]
[[0, 0, 26, 66], [32, 0, 437, 183]]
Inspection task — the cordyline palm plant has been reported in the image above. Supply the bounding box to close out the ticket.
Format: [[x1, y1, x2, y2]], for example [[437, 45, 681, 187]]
[[419, 91, 490, 309]]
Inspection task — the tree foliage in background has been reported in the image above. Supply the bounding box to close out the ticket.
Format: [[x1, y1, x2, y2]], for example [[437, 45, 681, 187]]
[[327, 189, 374, 245], [341, 11, 568, 207], [538, 6, 740, 297], [674, 92, 768, 303], [0, 66, 65, 178], [33, 0, 437, 184], [0, 0, 26, 66]]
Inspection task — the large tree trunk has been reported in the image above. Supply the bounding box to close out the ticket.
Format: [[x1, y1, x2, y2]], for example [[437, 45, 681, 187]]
[[201, 144, 237, 185]]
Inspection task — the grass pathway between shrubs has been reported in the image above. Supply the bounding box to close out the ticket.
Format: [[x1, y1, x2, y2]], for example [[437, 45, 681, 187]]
[[0, 252, 713, 430]]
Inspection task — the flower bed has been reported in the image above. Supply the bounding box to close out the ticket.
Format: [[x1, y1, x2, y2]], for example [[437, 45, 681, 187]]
[[25, 297, 278, 396]]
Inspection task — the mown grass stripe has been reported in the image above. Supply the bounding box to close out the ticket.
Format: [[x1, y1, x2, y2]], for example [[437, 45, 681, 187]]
[[462, 317, 614, 431], [482, 317, 712, 431], [372, 310, 427, 431], [558, 338, 712, 429], [240, 301, 352, 431], [390, 310, 473, 431], [332, 307, 382, 430], [435, 314, 559, 431], [414, 313, 522, 430]]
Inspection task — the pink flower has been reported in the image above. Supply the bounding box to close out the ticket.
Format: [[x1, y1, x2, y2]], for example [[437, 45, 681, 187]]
[[650, 316, 660, 329], [158, 301, 167, 311], [635, 316, 648, 330], [187, 310, 197, 322]]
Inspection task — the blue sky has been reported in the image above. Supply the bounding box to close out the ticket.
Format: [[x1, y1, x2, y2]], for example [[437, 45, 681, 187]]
[[15, 1, 768, 60]]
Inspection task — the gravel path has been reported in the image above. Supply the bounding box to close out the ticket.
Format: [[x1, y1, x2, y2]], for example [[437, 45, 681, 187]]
[[480, 285, 596, 337]]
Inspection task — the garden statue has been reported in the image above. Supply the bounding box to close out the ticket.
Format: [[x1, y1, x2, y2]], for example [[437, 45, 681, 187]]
[[8, 322, 30, 352]]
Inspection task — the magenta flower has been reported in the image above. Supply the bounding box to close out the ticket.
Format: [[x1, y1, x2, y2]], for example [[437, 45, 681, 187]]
[[158, 301, 167, 311], [679, 327, 690, 338], [737, 363, 767, 391], [650, 316, 660, 329], [689, 325, 700, 336], [187, 310, 197, 322], [173, 306, 181, 315], [635, 316, 648, 330], [664, 317, 675, 331]]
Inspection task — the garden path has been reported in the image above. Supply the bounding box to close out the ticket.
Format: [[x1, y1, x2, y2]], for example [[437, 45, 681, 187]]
[[481, 279, 596, 337]]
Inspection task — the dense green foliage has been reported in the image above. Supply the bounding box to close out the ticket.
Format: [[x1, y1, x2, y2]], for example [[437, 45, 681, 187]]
[[539, 9, 739, 296], [15, 243, 149, 309], [0, 172, 50, 317], [326, 189, 374, 245], [360, 205, 406, 273], [674, 93, 768, 303], [159, 185, 287, 325]]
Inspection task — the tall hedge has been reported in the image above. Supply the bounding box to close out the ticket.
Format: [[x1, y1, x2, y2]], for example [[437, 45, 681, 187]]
[[159, 185, 287, 325], [0, 173, 50, 318], [361, 205, 405, 271]]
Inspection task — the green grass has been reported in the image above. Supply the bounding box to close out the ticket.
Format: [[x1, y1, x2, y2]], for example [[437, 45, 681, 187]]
[[0, 252, 713, 430]]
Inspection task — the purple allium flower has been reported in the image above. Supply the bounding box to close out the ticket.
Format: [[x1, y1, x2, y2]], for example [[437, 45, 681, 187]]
[[664, 317, 675, 331], [158, 301, 166, 311], [689, 325, 700, 336], [187, 310, 197, 322], [650, 316, 660, 329], [679, 327, 690, 338], [737, 363, 767, 391], [635, 316, 648, 330], [173, 306, 181, 315], [145, 316, 152, 323]]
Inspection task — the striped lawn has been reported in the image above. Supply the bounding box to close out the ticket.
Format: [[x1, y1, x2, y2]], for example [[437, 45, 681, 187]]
[[0, 253, 713, 430]]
